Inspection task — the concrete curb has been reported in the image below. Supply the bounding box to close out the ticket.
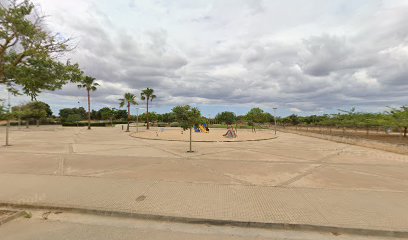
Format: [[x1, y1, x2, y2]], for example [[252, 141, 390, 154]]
[[1, 202, 407, 238], [129, 133, 278, 143], [0, 210, 26, 226]]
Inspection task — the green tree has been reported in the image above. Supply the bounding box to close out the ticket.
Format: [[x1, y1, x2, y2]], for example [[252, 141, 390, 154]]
[[139, 112, 158, 123], [215, 111, 236, 125], [161, 112, 176, 123], [27, 101, 50, 126], [119, 93, 137, 132], [0, 100, 7, 120], [0, 0, 81, 145], [99, 107, 115, 126], [245, 108, 272, 131], [77, 76, 99, 130], [287, 114, 300, 125], [388, 107, 408, 137], [90, 110, 100, 120], [140, 88, 156, 130], [12, 101, 50, 127], [65, 114, 82, 125], [59, 107, 86, 123], [172, 105, 202, 152], [114, 109, 128, 121], [246, 108, 271, 123], [0, 0, 81, 97]]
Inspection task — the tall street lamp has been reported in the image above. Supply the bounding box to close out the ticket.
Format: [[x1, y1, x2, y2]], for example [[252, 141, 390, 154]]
[[5, 89, 11, 146], [77, 100, 80, 127], [135, 107, 144, 133]]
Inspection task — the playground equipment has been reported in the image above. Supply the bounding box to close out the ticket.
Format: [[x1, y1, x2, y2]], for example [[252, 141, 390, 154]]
[[194, 124, 209, 133], [199, 125, 208, 133], [223, 127, 237, 138]]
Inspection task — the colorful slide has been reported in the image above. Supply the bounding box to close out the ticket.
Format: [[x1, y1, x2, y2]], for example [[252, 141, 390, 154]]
[[199, 125, 208, 133]]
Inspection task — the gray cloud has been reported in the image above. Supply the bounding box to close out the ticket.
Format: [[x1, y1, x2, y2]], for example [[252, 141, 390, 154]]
[[6, 0, 407, 115]]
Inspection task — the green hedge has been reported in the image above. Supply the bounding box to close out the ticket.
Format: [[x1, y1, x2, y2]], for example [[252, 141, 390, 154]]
[[62, 122, 107, 127], [112, 121, 128, 124], [157, 122, 168, 127], [170, 122, 179, 127]]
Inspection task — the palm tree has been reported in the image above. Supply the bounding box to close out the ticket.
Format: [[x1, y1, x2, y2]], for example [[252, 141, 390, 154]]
[[119, 93, 138, 132], [77, 76, 99, 130], [140, 88, 156, 130]]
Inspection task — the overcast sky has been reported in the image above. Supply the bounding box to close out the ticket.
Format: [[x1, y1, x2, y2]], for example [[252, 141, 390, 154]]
[[1, 0, 408, 116]]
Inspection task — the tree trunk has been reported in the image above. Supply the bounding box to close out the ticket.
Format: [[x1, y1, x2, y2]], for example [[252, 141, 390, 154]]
[[87, 90, 91, 130], [5, 119, 10, 146], [188, 128, 192, 152], [26, 120, 29, 129], [36, 119, 40, 127], [146, 101, 150, 130], [126, 103, 130, 132], [404, 127, 407, 137]]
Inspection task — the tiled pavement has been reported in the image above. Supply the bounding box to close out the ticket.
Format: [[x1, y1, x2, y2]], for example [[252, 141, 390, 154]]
[[1, 126, 408, 236], [0, 173, 407, 233]]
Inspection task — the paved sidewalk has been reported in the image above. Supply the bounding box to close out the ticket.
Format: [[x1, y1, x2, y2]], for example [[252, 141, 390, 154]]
[[0, 173, 407, 235]]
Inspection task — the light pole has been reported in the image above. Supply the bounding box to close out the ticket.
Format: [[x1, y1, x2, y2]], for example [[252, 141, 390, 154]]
[[135, 107, 144, 133], [273, 107, 277, 135], [136, 107, 139, 133], [5, 89, 11, 146], [77, 100, 80, 127]]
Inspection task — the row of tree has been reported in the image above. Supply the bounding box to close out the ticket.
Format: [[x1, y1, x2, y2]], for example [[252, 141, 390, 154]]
[[278, 107, 408, 137], [214, 108, 274, 125], [58, 107, 276, 126], [117, 88, 156, 132]]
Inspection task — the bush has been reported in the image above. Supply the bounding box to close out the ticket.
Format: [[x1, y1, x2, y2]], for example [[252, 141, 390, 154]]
[[62, 122, 107, 127], [157, 122, 167, 127], [112, 121, 128, 124], [1, 119, 60, 126], [209, 124, 227, 128], [170, 122, 179, 127]]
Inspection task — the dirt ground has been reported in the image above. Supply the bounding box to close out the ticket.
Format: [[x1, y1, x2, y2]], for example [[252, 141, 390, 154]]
[[286, 126, 408, 145]]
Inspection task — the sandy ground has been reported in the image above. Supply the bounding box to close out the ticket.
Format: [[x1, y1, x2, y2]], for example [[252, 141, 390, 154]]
[[130, 127, 277, 142], [286, 126, 408, 145]]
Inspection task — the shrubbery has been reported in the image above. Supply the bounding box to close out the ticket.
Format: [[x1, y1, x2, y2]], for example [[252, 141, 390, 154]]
[[62, 122, 107, 127], [157, 122, 167, 127], [170, 122, 179, 127]]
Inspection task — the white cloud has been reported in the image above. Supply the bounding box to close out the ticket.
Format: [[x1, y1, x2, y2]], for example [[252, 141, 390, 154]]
[[289, 108, 302, 113], [4, 0, 405, 115]]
